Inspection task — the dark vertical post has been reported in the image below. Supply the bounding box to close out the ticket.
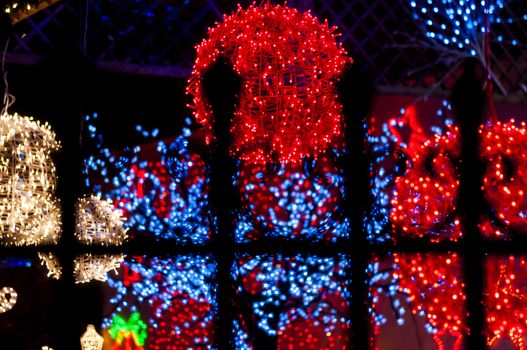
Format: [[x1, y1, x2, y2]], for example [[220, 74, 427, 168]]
[[451, 58, 486, 350], [202, 56, 241, 350], [39, 25, 95, 350], [338, 61, 374, 349], [47, 51, 87, 349]]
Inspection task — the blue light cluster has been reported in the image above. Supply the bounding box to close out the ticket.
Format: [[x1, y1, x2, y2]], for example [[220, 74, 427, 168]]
[[232, 254, 351, 347], [103, 255, 216, 330], [409, 0, 523, 57], [0, 257, 32, 268], [368, 260, 406, 326], [235, 153, 350, 242], [83, 114, 211, 243], [84, 112, 350, 243]]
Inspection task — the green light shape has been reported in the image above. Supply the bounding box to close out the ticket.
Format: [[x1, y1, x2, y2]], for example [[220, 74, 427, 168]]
[[108, 312, 147, 346]]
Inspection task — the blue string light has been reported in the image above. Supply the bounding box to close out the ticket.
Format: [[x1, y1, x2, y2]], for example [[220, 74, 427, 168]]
[[83, 114, 211, 243], [232, 254, 351, 347], [409, 0, 525, 59], [103, 256, 216, 340]]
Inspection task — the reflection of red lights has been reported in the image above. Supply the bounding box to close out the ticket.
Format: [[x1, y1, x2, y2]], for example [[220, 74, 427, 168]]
[[480, 120, 527, 237], [188, 3, 349, 164], [485, 256, 527, 349], [394, 253, 466, 349], [149, 292, 214, 349], [390, 123, 461, 241], [278, 316, 350, 350]]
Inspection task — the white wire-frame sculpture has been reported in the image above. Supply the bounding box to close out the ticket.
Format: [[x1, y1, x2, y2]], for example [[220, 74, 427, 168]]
[[38, 252, 62, 279], [75, 195, 127, 246], [74, 253, 124, 284], [0, 113, 61, 246]]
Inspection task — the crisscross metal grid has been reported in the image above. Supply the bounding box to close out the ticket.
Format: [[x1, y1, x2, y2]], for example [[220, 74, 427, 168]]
[[5, 0, 527, 95]]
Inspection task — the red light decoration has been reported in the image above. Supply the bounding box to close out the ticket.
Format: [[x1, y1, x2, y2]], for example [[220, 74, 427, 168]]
[[148, 291, 214, 350], [277, 316, 350, 350], [394, 253, 466, 349], [485, 256, 527, 350], [188, 3, 350, 164], [390, 118, 461, 241], [480, 120, 527, 236]]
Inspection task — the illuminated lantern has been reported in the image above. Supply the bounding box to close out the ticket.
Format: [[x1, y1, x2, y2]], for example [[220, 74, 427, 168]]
[[394, 253, 466, 349], [75, 195, 128, 246], [0, 113, 61, 246], [480, 120, 527, 236], [237, 154, 346, 239], [390, 119, 461, 241], [80, 324, 104, 350], [485, 256, 527, 349], [188, 3, 350, 164]]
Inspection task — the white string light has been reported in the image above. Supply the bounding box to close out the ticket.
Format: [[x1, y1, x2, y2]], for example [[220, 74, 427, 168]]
[[80, 324, 104, 350], [38, 252, 62, 279], [0, 114, 61, 246], [74, 253, 124, 284], [0, 286, 17, 313], [76, 195, 127, 246]]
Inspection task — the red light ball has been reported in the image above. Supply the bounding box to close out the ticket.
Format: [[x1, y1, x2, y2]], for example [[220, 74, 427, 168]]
[[188, 3, 350, 164]]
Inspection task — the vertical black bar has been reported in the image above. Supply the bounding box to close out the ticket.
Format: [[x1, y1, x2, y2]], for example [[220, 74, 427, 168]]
[[452, 58, 486, 350], [40, 15, 93, 347], [339, 61, 374, 349], [202, 57, 241, 350]]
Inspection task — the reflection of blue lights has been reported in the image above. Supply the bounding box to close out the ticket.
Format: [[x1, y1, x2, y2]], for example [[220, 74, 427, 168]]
[[368, 261, 405, 326], [83, 114, 210, 243], [233, 254, 350, 345], [103, 256, 216, 330]]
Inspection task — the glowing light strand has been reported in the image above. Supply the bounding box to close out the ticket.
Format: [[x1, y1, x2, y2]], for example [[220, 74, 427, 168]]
[[0, 113, 61, 246], [74, 253, 124, 284]]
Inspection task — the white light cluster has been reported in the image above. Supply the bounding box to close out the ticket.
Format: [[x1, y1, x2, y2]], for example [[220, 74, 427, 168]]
[[75, 195, 127, 246], [80, 324, 104, 350], [38, 252, 62, 279], [0, 286, 17, 313], [74, 253, 124, 284], [0, 113, 61, 246]]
